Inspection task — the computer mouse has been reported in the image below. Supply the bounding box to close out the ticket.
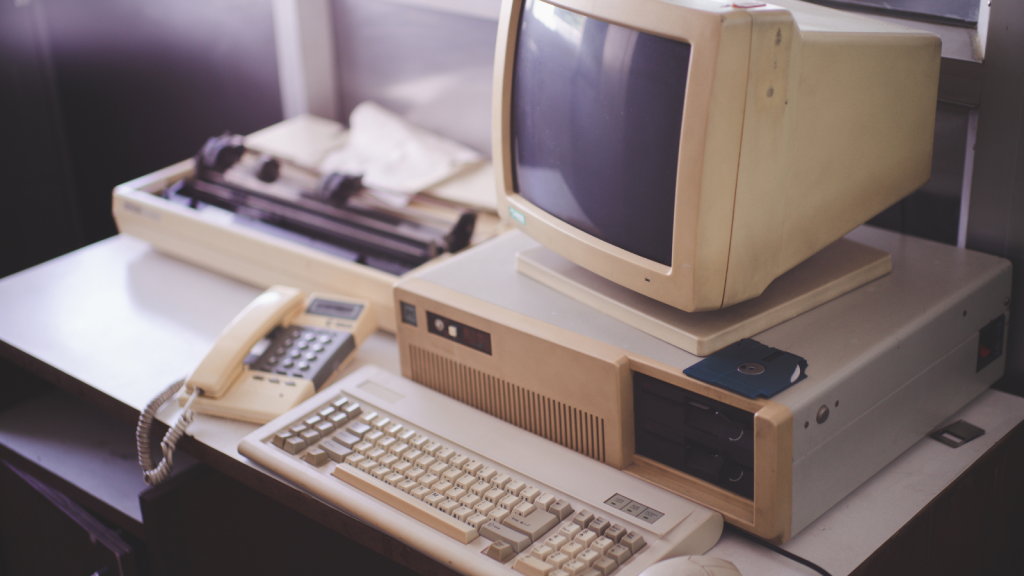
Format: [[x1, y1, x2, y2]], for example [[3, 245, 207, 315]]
[[637, 555, 742, 576]]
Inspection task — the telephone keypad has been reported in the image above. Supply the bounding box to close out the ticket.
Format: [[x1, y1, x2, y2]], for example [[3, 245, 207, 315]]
[[250, 327, 356, 388]]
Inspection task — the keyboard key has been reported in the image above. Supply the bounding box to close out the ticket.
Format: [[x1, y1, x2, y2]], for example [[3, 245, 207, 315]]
[[513, 501, 537, 518], [484, 541, 515, 563], [592, 556, 617, 576], [514, 555, 555, 576], [559, 523, 582, 540], [489, 508, 511, 523], [471, 481, 491, 497], [604, 524, 627, 543], [272, 431, 292, 448], [588, 517, 610, 536], [331, 463, 479, 544], [506, 480, 526, 496], [492, 473, 512, 490], [320, 438, 353, 462], [455, 474, 476, 491], [606, 544, 631, 564], [504, 508, 558, 541], [449, 453, 470, 469], [561, 541, 584, 559], [283, 436, 306, 454], [549, 500, 574, 521], [446, 487, 468, 502], [572, 510, 595, 529], [562, 559, 587, 575], [481, 520, 531, 553], [500, 494, 522, 510], [544, 534, 568, 551], [302, 447, 329, 466], [531, 545, 554, 560], [462, 459, 484, 476], [535, 493, 556, 512], [467, 513, 489, 530], [521, 486, 541, 503], [621, 531, 646, 554], [574, 529, 597, 548], [547, 552, 570, 569], [477, 466, 498, 483], [454, 506, 475, 522], [347, 421, 372, 437], [577, 549, 600, 566], [332, 429, 361, 449], [590, 536, 614, 555]]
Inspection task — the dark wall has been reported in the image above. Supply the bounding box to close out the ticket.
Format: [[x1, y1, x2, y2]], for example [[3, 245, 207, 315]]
[[0, 0, 283, 278], [966, 0, 1024, 396]]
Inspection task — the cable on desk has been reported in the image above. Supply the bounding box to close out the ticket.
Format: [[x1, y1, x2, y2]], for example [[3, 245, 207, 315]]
[[136, 379, 197, 486], [725, 524, 833, 576]]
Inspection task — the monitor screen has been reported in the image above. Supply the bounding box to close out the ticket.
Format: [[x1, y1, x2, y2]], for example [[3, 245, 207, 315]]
[[511, 0, 690, 266]]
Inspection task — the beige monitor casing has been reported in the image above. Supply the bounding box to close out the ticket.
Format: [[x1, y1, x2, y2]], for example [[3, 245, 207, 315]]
[[493, 0, 941, 312], [393, 229, 1010, 543]]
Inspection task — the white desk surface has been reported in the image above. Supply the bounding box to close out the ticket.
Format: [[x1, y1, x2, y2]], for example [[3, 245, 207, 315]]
[[1, 234, 1022, 576]]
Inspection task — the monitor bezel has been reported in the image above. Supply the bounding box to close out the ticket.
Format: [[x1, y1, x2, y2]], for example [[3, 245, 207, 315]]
[[493, 0, 758, 312]]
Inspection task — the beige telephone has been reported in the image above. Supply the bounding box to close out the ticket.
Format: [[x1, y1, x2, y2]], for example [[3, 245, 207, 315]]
[[137, 285, 375, 485]]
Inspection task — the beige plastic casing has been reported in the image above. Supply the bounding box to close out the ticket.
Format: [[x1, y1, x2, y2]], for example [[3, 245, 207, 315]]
[[182, 287, 377, 424], [493, 0, 940, 312]]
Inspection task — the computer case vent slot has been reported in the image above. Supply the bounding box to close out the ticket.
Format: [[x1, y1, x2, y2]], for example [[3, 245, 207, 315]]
[[408, 345, 606, 463]]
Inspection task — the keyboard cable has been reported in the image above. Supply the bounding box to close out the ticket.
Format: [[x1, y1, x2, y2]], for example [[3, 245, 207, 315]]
[[724, 523, 833, 576]]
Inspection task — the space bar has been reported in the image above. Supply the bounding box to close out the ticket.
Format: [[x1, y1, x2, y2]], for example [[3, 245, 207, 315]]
[[331, 463, 480, 544]]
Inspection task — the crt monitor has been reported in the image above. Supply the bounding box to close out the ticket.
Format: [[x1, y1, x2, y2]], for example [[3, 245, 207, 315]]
[[492, 0, 941, 313]]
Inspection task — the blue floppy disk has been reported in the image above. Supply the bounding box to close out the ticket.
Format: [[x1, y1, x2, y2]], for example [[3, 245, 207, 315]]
[[683, 339, 808, 399]]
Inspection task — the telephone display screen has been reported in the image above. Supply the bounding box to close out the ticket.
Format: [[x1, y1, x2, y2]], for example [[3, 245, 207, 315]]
[[307, 298, 363, 320]]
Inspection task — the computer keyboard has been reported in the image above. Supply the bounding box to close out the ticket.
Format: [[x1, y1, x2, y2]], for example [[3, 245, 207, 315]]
[[239, 365, 723, 576]]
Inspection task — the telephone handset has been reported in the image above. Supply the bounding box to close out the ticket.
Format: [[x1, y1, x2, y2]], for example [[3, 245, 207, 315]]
[[137, 285, 375, 485]]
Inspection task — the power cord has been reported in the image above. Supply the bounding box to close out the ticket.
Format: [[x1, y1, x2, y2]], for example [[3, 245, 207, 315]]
[[725, 524, 833, 576], [136, 379, 199, 486]]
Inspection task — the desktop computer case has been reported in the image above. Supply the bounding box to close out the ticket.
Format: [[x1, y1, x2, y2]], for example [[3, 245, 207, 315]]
[[393, 228, 1010, 543]]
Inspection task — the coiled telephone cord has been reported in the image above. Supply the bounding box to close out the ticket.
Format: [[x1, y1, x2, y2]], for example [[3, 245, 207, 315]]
[[136, 379, 198, 486]]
